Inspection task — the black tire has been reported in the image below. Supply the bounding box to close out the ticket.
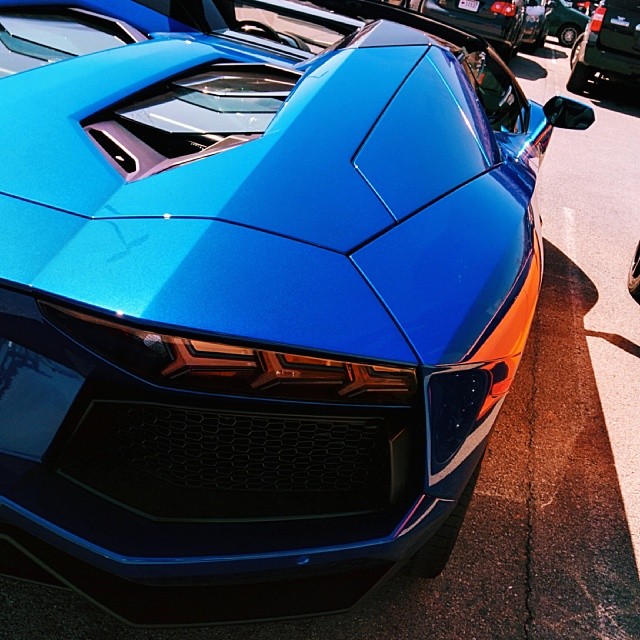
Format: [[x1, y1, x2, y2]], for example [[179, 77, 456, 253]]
[[557, 23, 580, 47], [628, 241, 640, 303], [570, 33, 584, 68], [566, 60, 591, 94], [405, 460, 483, 578]]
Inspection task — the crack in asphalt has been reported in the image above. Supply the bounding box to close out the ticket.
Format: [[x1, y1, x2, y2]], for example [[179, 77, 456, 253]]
[[523, 315, 540, 640]]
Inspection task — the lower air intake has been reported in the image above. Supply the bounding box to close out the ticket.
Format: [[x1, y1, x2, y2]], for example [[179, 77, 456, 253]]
[[60, 401, 391, 521]]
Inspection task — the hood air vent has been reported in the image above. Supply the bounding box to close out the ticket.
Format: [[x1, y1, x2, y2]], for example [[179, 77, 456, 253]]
[[84, 63, 301, 181]]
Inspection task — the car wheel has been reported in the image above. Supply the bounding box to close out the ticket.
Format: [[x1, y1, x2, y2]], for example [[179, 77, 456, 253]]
[[628, 241, 640, 303], [566, 60, 591, 94], [405, 458, 483, 578], [558, 23, 580, 47], [570, 33, 584, 68]]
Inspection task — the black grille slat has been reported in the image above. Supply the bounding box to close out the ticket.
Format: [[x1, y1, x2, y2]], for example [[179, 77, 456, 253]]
[[117, 405, 379, 493], [59, 401, 391, 521]]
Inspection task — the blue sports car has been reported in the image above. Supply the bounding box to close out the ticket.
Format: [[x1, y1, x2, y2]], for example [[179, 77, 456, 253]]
[[0, 0, 592, 626]]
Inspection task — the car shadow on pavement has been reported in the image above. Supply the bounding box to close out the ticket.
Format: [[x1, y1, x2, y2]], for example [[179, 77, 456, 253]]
[[584, 81, 640, 117], [1, 242, 639, 640], [530, 44, 569, 59], [585, 330, 640, 359], [500, 240, 640, 639], [509, 56, 548, 81]]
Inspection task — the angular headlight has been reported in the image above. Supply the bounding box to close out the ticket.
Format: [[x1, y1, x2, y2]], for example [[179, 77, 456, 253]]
[[41, 303, 417, 405]]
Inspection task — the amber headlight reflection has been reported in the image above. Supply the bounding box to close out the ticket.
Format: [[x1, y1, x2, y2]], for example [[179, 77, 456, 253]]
[[41, 303, 417, 404]]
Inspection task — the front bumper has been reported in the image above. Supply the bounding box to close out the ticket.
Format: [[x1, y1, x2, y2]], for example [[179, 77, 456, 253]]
[[0, 284, 495, 624], [0, 526, 396, 626], [0, 450, 458, 624], [2, 509, 464, 626]]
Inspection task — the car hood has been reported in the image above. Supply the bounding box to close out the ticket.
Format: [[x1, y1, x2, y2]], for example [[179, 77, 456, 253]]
[[0, 36, 404, 252], [0, 191, 418, 364], [0, 28, 491, 252], [0, 16, 507, 366]]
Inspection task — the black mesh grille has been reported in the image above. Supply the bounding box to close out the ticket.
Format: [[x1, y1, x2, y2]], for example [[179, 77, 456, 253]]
[[59, 401, 392, 520], [116, 405, 380, 493]]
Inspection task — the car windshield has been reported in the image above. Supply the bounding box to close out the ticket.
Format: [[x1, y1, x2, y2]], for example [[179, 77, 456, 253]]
[[133, 0, 356, 49], [233, 0, 351, 52]]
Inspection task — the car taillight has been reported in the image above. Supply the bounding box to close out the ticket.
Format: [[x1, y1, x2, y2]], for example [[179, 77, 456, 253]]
[[590, 5, 607, 32], [41, 302, 418, 404], [490, 1, 517, 17]]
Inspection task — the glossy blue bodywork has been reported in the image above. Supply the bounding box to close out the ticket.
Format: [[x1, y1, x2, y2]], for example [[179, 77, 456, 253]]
[[94, 46, 424, 251], [0, 0, 560, 625], [354, 49, 490, 221], [353, 164, 533, 365]]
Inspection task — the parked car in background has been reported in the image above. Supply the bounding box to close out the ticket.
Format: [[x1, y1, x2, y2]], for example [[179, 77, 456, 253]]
[[414, 0, 527, 59], [547, 0, 589, 45], [574, 0, 598, 13], [521, 0, 552, 48], [568, 0, 640, 92]]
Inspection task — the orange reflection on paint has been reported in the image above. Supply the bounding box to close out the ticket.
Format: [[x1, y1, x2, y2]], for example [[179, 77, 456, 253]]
[[469, 237, 543, 418]]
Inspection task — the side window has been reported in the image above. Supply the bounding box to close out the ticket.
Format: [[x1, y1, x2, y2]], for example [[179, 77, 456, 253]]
[[463, 50, 526, 133]]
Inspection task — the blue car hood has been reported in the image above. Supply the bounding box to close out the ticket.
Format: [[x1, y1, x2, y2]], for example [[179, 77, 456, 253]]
[[0, 30, 493, 252], [0, 23, 507, 365], [0, 191, 417, 364], [0, 36, 427, 252]]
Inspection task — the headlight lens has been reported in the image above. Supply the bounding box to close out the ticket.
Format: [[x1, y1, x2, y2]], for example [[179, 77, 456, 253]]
[[428, 355, 520, 468], [429, 368, 491, 466], [41, 303, 417, 404]]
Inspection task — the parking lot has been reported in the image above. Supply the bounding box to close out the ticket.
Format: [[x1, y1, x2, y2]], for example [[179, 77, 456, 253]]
[[1, 39, 640, 640]]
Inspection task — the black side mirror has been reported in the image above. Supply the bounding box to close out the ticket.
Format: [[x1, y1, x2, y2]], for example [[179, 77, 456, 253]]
[[543, 96, 595, 130]]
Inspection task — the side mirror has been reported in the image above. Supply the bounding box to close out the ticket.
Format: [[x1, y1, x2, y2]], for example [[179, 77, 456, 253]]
[[543, 96, 595, 130]]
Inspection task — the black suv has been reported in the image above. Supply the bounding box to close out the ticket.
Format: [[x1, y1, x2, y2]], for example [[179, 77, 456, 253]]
[[567, 0, 640, 92], [413, 0, 527, 59]]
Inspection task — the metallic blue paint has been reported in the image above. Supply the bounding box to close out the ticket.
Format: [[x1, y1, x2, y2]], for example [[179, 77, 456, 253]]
[[0, 0, 208, 32], [0, 195, 416, 363], [0, 39, 233, 213], [354, 49, 490, 221], [352, 166, 532, 365], [0, 0, 585, 625], [95, 46, 425, 251], [426, 46, 500, 166]]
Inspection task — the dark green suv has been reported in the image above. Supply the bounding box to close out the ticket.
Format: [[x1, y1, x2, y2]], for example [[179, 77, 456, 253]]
[[567, 0, 640, 92]]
